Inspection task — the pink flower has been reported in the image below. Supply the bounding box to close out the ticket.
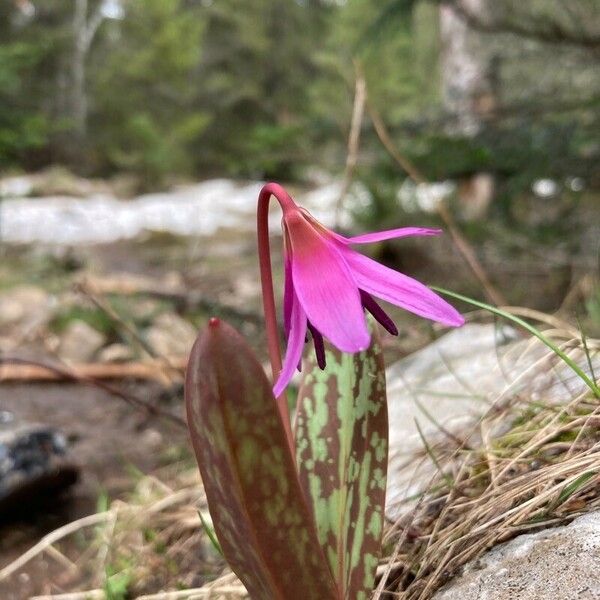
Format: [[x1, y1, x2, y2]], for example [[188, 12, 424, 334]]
[[273, 194, 465, 397]]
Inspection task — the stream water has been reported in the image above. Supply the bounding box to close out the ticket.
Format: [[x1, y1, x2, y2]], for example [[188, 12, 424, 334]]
[[0, 178, 351, 245]]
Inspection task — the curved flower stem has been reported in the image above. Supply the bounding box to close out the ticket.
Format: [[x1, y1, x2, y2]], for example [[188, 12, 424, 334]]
[[257, 182, 296, 453]]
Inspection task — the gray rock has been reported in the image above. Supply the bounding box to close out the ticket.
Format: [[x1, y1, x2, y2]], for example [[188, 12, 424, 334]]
[[432, 512, 600, 600], [0, 286, 53, 332], [0, 414, 78, 513], [146, 312, 197, 357], [58, 320, 106, 363], [98, 343, 134, 363]]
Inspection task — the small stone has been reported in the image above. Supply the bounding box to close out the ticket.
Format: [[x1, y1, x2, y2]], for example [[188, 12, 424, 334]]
[[58, 320, 106, 363], [0, 285, 52, 332], [98, 343, 134, 363], [141, 428, 163, 449], [146, 313, 197, 357], [0, 412, 14, 425]]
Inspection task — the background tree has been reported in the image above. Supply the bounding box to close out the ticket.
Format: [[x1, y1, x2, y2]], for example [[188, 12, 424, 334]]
[[90, 0, 207, 184], [0, 0, 597, 191], [192, 0, 333, 178]]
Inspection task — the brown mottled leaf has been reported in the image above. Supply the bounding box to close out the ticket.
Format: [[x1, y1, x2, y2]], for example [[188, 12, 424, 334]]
[[295, 326, 388, 600], [185, 319, 339, 600]]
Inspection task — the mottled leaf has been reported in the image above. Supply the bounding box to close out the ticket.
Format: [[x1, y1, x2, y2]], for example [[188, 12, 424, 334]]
[[185, 319, 338, 600], [295, 326, 388, 600]]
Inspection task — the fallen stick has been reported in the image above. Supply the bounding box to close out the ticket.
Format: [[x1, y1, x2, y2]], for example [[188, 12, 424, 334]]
[[0, 356, 187, 428], [30, 593, 105, 600], [335, 60, 367, 226], [0, 357, 186, 383], [136, 586, 248, 600]]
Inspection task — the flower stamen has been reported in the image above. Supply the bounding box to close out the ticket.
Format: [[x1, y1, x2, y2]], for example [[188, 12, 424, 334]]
[[307, 322, 326, 370], [360, 290, 399, 336]]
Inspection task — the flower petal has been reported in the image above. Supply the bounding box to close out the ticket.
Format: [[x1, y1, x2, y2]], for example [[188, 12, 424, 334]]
[[341, 227, 442, 245], [283, 256, 293, 337], [273, 290, 307, 397], [286, 212, 370, 352], [344, 249, 465, 327]]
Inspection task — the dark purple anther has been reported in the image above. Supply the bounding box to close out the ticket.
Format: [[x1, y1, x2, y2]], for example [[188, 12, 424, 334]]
[[307, 322, 327, 370], [360, 290, 399, 336]]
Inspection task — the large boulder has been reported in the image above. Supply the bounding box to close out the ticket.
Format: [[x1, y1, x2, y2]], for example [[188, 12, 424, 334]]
[[146, 312, 197, 357], [432, 511, 600, 599], [385, 323, 599, 515]]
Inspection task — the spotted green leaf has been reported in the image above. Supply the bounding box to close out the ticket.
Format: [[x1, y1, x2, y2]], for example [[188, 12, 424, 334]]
[[295, 327, 388, 600], [185, 319, 338, 600]]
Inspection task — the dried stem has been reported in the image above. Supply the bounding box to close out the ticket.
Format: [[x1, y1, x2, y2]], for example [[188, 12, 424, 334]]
[[367, 101, 506, 307], [335, 60, 367, 226]]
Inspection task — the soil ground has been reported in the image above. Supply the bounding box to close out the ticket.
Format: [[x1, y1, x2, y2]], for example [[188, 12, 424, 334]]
[[0, 382, 186, 599]]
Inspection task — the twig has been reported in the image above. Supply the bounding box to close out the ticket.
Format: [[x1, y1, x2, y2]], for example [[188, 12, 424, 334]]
[[75, 280, 160, 361], [80, 273, 263, 325], [75, 279, 187, 386], [367, 101, 507, 307], [45, 545, 79, 574], [0, 356, 187, 428], [335, 60, 367, 226], [499, 306, 579, 337], [0, 512, 113, 581], [30, 593, 105, 600], [0, 357, 186, 383], [135, 587, 248, 599]]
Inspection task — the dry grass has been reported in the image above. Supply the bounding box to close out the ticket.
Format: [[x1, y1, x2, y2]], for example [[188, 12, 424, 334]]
[[2, 325, 598, 600], [375, 331, 600, 599], [0, 466, 243, 599]]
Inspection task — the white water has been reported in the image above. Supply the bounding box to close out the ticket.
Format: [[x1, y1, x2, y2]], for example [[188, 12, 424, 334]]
[[0, 179, 352, 245]]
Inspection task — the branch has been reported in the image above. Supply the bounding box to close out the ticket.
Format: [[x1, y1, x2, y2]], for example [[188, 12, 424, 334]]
[[335, 60, 367, 226], [0, 356, 187, 428], [445, 0, 600, 50], [82, 3, 107, 52], [367, 101, 507, 306]]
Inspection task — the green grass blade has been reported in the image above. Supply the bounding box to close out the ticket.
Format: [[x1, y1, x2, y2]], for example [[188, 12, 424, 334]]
[[432, 287, 600, 398], [414, 418, 453, 488], [550, 471, 598, 511], [198, 510, 223, 557], [576, 316, 597, 384]]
